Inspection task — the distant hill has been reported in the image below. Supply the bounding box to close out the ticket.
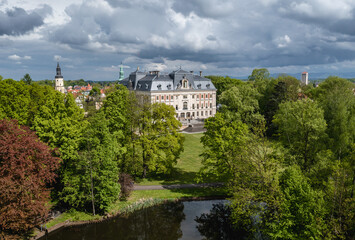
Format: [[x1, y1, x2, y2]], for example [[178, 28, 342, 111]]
[[233, 72, 355, 82]]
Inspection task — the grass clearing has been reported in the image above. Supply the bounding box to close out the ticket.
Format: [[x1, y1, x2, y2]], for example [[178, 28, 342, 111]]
[[137, 133, 213, 185]]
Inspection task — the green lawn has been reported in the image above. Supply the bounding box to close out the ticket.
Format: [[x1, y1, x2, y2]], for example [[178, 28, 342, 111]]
[[137, 133, 211, 185]]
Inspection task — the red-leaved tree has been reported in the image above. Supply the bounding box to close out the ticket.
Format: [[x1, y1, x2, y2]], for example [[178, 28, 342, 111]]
[[0, 119, 60, 233]]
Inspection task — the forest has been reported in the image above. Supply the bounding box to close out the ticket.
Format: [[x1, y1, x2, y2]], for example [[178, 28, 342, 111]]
[[0, 69, 354, 239]]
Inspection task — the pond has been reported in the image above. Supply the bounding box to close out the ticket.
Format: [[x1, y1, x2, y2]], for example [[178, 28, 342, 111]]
[[40, 199, 246, 240]]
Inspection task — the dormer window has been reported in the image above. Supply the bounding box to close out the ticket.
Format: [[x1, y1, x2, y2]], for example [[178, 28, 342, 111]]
[[138, 84, 141, 88], [206, 84, 210, 89], [157, 84, 162, 90], [182, 79, 188, 89], [167, 84, 172, 90], [197, 84, 201, 89], [145, 83, 149, 89]]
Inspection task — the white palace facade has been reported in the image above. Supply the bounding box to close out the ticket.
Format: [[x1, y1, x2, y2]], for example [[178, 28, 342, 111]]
[[120, 68, 217, 120]]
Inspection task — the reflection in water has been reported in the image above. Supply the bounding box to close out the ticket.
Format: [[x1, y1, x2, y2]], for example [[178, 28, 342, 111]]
[[195, 203, 247, 240], [41, 200, 239, 240], [43, 201, 185, 240]]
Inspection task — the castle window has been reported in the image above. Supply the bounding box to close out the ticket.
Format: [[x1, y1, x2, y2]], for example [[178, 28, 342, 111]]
[[176, 105, 178, 110], [210, 103, 212, 108], [201, 111, 204, 116], [192, 95, 195, 98], [197, 112, 199, 116], [183, 102, 188, 110], [197, 104, 199, 109], [183, 95, 187, 99], [192, 104, 195, 109], [156, 96, 159, 100]]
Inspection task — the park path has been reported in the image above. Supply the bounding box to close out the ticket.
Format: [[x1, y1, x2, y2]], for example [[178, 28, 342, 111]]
[[133, 182, 224, 190]]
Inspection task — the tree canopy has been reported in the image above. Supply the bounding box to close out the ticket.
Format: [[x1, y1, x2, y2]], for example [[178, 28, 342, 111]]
[[0, 119, 60, 233]]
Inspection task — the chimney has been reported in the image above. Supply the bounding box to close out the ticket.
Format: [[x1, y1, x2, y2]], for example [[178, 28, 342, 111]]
[[199, 71, 202, 77]]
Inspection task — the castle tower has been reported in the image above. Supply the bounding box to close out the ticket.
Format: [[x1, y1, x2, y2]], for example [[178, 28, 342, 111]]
[[118, 62, 124, 81], [55, 62, 65, 93], [301, 72, 308, 85]]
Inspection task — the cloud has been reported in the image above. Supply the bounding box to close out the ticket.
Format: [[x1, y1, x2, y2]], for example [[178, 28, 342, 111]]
[[8, 54, 31, 60], [0, 6, 50, 36], [3, 0, 355, 81]]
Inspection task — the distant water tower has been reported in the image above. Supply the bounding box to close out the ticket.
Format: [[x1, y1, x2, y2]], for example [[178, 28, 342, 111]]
[[301, 72, 308, 85]]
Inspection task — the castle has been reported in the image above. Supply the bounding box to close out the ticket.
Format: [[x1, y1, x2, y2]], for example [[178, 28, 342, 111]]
[[120, 68, 217, 120]]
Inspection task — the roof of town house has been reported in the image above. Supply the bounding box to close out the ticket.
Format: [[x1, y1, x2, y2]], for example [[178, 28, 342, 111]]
[[120, 69, 216, 92]]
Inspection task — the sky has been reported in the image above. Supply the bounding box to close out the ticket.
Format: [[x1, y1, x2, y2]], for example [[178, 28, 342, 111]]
[[1, 0, 355, 81]]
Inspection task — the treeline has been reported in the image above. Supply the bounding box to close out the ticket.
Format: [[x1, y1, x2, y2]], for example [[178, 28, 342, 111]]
[[35, 78, 117, 87], [0, 76, 183, 236], [204, 69, 355, 239]]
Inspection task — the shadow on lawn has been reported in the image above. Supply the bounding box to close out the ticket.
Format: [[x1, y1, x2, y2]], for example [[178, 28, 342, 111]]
[[135, 167, 220, 186]]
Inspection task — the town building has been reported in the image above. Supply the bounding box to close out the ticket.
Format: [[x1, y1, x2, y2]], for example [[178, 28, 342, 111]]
[[54, 62, 65, 93], [301, 72, 309, 85], [120, 68, 217, 120]]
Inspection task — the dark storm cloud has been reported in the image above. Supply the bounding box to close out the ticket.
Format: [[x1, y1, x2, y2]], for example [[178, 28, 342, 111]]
[[0, 6, 50, 36], [172, 0, 235, 18], [25, 0, 355, 78]]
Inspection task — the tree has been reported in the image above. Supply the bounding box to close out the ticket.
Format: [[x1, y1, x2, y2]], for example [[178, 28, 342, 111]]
[[0, 78, 31, 125], [21, 73, 32, 85], [311, 76, 355, 159], [0, 119, 59, 233], [270, 166, 326, 239], [60, 112, 120, 213], [273, 99, 327, 170], [205, 75, 243, 100], [248, 68, 271, 95], [137, 102, 184, 177], [219, 83, 264, 128], [200, 112, 250, 182]]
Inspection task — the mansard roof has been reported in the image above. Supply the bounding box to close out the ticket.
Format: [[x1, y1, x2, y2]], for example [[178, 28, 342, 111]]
[[120, 69, 216, 92]]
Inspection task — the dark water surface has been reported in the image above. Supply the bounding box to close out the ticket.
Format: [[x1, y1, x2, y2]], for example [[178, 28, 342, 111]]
[[40, 199, 242, 240]]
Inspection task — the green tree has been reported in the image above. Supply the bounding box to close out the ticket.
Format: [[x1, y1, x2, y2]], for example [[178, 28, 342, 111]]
[[219, 83, 264, 128], [248, 68, 271, 95], [137, 102, 184, 177], [0, 78, 31, 125], [205, 76, 243, 100], [20, 73, 32, 85], [273, 99, 327, 170], [311, 76, 355, 159], [200, 112, 251, 182], [270, 166, 326, 239], [61, 112, 120, 213]]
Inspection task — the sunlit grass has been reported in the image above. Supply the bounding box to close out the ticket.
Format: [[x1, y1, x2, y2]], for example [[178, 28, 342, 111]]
[[137, 133, 213, 185]]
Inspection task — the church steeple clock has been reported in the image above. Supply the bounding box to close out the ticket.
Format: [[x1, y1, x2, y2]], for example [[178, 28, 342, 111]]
[[55, 62, 65, 93]]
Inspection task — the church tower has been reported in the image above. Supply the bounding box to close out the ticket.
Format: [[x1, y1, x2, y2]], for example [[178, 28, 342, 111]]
[[55, 62, 65, 93], [118, 62, 124, 81]]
